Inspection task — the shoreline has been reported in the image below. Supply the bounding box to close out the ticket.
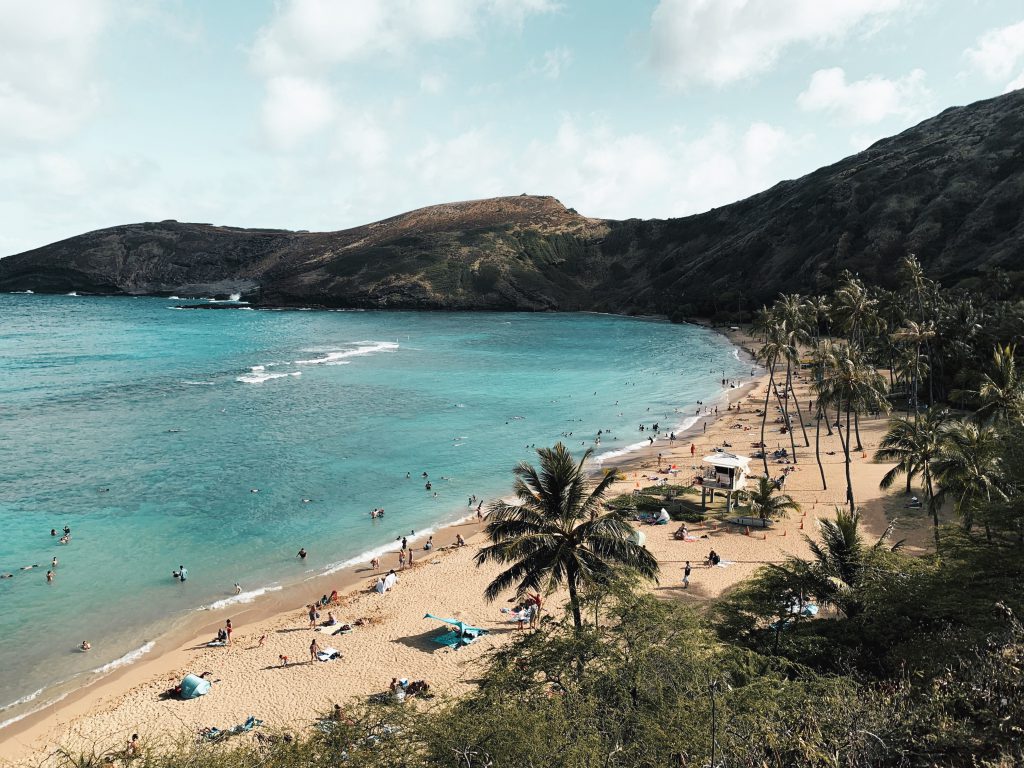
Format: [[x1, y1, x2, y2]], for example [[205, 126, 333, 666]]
[[0, 324, 776, 765]]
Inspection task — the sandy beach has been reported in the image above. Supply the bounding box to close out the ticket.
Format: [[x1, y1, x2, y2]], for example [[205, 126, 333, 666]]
[[0, 327, 936, 766]]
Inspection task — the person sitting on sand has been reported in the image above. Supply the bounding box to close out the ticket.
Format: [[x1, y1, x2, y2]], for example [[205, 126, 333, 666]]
[[456, 533, 466, 547], [126, 734, 139, 757], [329, 589, 339, 604], [332, 703, 344, 722], [705, 550, 721, 567], [407, 680, 430, 696], [324, 611, 337, 626], [279, 654, 289, 666], [673, 524, 689, 541], [257, 634, 267, 646], [423, 536, 433, 551]]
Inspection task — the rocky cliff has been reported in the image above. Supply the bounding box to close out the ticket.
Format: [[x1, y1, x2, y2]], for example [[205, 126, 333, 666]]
[[3, 89, 1024, 316]]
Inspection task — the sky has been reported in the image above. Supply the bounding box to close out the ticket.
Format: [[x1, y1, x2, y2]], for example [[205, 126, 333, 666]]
[[2, 0, 1024, 256]]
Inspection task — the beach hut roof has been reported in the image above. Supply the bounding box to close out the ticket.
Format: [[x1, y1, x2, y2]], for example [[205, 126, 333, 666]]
[[702, 452, 751, 469]]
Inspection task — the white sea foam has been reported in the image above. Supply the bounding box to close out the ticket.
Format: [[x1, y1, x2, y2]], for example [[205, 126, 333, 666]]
[[594, 440, 653, 465], [202, 585, 282, 611], [236, 371, 302, 384], [66, 291, 78, 296], [250, 365, 265, 372], [0, 686, 45, 713], [92, 641, 155, 675], [0, 692, 69, 730], [182, 380, 215, 386], [317, 523, 443, 578], [168, 295, 181, 300], [229, 292, 241, 301], [295, 340, 399, 366]]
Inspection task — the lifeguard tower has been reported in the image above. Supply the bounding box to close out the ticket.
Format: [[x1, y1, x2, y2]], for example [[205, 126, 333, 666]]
[[699, 453, 751, 513]]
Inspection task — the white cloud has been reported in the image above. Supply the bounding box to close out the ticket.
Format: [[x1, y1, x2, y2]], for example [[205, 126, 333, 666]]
[[419, 73, 446, 94], [964, 20, 1024, 93], [261, 76, 336, 149], [513, 117, 798, 219], [649, 0, 910, 87], [251, 0, 557, 76], [532, 46, 572, 79], [252, 0, 557, 154], [0, 0, 109, 142], [797, 67, 930, 124]]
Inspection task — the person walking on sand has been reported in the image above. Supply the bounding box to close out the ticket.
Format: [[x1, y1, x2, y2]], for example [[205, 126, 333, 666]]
[[408, 549, 414, 567], [683, 561, 691, 589], [308, 604, 318, 629], [398, 551, 406, 570], [690, 443, 696, 457], [225, 619, 233, 644], [309, 638, 321, 663]]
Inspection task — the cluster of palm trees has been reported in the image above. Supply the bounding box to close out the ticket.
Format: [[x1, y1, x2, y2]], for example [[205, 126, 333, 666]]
[[753, 256, 1024, 548], [753, 281, 890, 513], [474, 258, 1024, 630]]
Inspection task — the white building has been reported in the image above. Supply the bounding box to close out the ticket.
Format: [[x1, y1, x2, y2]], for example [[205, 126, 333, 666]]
[[699, 452, 751, 513]]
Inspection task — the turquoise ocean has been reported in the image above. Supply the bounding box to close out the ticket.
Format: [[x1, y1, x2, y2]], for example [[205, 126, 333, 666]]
[[0, 293, 750, 727]]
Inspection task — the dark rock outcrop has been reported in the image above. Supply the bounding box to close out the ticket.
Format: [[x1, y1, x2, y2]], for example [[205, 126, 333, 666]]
[[4, 90, 1024, 316]]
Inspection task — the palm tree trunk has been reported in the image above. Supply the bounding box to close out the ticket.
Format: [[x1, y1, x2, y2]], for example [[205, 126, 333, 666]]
[[925, 466, 939, 551], [837, 401, 855, 512], [774, 378, 799, 463], [814, 414, 826, 490], [853, 411, 863, 452], [567, 577, 583, 631], [760, 356, 776, 475], [788, 370, 811, 448]]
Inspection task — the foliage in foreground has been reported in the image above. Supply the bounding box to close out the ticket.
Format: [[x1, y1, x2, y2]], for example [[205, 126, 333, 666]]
[[43, 564, 1024, 768]]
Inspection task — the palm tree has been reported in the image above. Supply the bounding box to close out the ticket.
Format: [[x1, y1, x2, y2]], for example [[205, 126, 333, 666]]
[[976, 344, 1024, 425], [831, 272, 879, 351], [818, 343, 890, 511], [875, 409, 950, 548], [932, 420, 1008, 534], [756, 325, 796, 474], [743, 476, 801, 523], [892, 320, 936, 422], [900, 254, 937, 406], [804, 507, 900, 618], [476, 443, 659, 630], [774, 294, 812, 450]]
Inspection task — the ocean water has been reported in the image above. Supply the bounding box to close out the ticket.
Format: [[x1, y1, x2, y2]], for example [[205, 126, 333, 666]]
[[0, 294, 750, 724]]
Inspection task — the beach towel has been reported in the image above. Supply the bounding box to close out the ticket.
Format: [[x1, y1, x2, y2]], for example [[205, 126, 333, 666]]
[[206, 640, 226, 647], [319, 623, 353, 635], [317, 647, 341, 661], [383, 572, 398, 591], [715, 560, 735, 568], [431, 630, 468, 649]]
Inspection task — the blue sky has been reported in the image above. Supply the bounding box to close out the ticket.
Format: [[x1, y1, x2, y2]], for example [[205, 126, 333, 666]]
[[2, 0, 1024, 255]]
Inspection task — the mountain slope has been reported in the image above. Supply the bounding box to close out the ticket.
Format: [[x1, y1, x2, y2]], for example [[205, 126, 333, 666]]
[[3, 90, 1024, 316]]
